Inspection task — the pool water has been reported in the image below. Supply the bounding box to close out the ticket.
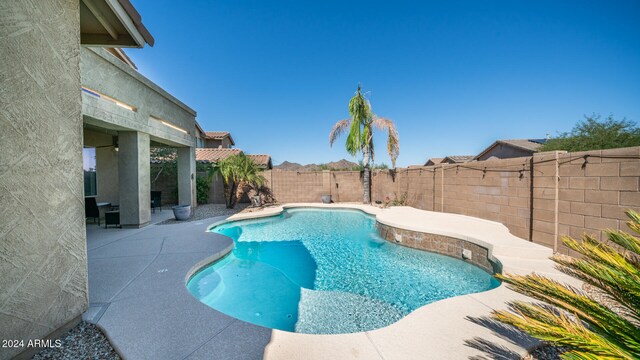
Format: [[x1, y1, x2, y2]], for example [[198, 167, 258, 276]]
[[187, 208, 499, 334]]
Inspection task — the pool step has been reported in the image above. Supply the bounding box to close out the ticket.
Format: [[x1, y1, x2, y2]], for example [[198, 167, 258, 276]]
[[295, 289, 404, 334]]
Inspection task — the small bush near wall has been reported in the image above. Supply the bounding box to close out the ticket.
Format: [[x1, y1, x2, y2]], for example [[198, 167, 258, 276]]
[[196, 176, 210, 204]]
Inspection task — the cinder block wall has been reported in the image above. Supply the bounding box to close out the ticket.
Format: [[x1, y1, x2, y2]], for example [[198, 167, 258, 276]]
[[264, 170, 327, 203], [533, 148, 640, 255], [151, 164, 178, 206], [440, 157, 532, 240], [0, 1, 88, 359], [264, 147, 639, 253], [390, 148, 638, 254], [330, 171, 363, 202], [261, 170, 363, 203]]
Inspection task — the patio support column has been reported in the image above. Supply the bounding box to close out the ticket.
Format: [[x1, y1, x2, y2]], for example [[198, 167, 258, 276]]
[[118, 131, 151, 227], [177, 146, 196, 207], [95, 146, 119, 204]]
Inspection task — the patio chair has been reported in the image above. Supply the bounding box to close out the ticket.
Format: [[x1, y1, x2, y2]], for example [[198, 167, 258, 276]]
[[105, 210, 121, 228], [151, 191, 162, 213], [85, 196, 100, 225]]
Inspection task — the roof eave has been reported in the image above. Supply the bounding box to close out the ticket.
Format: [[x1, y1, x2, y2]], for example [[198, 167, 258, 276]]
[[194, 121, 205, 136], [114, 0, 154, 47], [475, 140, 539, 160], [80, 0, 154, 48], [474, 141, 500, 160]]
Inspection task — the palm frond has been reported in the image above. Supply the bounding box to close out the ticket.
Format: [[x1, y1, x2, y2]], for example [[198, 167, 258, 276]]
[[373, 116, 400, 168], [329, 119, 351, 148], [493, 302, 635, 359], [492, 210, 640, 359], [213, 153, 266, 208], [328, 85, 401, 202]]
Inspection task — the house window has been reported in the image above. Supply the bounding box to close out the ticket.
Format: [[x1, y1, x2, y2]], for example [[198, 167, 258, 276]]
[[83, 148, 97, 196]]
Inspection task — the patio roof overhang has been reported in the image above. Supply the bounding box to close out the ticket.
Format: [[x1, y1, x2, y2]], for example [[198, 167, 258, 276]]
[[80, 0, 154, 48]]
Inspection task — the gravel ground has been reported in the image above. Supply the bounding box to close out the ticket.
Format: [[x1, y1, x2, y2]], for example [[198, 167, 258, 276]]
[[157, 203, 250, 225], [32, 321, 119, 360]]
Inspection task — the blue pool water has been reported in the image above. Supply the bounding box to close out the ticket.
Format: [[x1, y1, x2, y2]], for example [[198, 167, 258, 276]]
[[187, 208, 499, 334]]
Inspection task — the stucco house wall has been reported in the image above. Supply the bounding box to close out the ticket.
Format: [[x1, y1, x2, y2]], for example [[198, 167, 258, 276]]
[[0, 1, 88, 359], [204, 137, 233, 149], [81, 47, 197, 148]]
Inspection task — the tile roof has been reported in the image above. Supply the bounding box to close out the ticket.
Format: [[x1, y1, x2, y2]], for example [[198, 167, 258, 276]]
[[195, 149, 272, 169], [195, 148, 241, 163], [202, 131, 235, 145], [204, 131, 230, 139], [443, 155, 474, 163], [247, 154, 272, 168]]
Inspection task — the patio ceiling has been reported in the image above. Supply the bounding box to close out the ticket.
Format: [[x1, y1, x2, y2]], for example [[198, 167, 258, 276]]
[[80, 0, 154, 47]]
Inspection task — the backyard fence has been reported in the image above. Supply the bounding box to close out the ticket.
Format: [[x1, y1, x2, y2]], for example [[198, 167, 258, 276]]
[[262, 147, 640, 255]]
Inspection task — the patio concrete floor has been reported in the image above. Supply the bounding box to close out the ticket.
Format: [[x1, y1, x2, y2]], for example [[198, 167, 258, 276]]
[[85, 204, 576, 360], [85, 210, 272, 360]]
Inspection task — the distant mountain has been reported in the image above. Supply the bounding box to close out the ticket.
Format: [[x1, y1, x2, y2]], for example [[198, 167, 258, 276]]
[[325, 159, 359, 170], [274, 161, 304, 171], [274, 159, 360, 172]]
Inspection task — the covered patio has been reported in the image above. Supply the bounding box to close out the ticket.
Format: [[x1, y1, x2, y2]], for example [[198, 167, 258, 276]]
[[81, 46, 197, 228]]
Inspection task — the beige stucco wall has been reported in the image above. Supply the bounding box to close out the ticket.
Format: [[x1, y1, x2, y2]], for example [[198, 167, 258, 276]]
[[0, 1, 88, 359], [204, 138, 233, 149]]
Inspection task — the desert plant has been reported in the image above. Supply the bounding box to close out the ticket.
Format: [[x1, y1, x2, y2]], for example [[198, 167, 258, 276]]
[[195, 176, 210, 205], [493, 210, 640, 359], [329, 85, 400, 204], [383, 192, 407, 207], [254, 184, 276, 205], [208, 153, 266, 209]]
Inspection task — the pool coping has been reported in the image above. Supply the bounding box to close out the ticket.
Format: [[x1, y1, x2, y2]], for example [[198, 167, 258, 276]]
[[185, 203, 582, 359]]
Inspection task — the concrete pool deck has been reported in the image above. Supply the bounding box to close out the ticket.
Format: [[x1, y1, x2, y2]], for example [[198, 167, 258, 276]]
[[85, 204, 579, 359]]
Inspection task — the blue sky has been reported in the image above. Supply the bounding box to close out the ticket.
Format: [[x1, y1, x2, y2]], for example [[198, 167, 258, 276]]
[[126, 0, 640, 167]]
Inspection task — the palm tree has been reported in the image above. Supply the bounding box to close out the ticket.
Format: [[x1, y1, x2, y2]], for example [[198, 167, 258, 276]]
[[329, 85, 399, 203], [493, 209, 640, 359], [208, 153, 266, 209]]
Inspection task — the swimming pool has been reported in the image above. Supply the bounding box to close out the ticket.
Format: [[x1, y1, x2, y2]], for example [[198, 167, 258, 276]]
[[187, 208, 499, 334]]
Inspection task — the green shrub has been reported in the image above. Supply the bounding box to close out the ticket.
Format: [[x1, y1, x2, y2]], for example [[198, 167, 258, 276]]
[[540, 114, 640, 152], [196, 176, 210, 205]]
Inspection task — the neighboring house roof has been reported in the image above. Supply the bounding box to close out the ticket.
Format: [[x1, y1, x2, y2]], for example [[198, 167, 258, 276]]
[[195, 148, 241, 163], [203, 131, 235, 146], [474, 139, 547, 160], [424, 157, 444, 166], [149, 152, 176, 164], [247, 154, 273, 169], [195, 148, 272, 169], [442, 155, 474, 164]]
